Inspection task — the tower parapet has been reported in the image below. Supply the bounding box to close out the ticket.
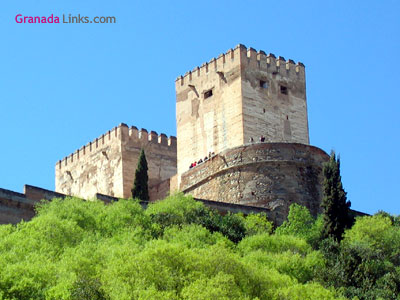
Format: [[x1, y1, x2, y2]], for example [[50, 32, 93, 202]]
[[175, 44, 305, 87]]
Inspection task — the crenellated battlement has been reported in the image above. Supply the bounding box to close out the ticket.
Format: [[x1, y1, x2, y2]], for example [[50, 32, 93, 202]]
[[121, 124, 177, 148], [175, 44, 305, 87], [56, 123, 176, 170], [56, 125, 119, 170]]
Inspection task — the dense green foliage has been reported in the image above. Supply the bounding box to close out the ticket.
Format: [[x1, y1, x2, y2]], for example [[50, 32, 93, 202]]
[[276, 203, 323, 248], [131, 149, 149, 200], [321, 152, 352, 241], [0, 194, 398, 299], [318, 214, 400, 299]]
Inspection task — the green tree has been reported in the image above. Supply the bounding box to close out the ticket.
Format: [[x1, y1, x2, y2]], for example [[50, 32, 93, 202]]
[[321, 151, 351, 241], [318, 215, 400, 299], [276, 204, 323, 248], [131, 149, 149, 200], [244, 213, 273, 236]]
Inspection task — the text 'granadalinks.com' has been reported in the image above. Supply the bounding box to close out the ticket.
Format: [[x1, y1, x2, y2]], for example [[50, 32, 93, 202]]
[[15, 14, 117, 24]]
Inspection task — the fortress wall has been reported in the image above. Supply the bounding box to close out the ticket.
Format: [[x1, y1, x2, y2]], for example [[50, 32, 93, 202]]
[[24, 184, 66, 202], [0, 185, 70, 225], [119, 124, 177, 199], [149, 178, 171, 202], [180, 143, 328, 221], [240, 47, 309, 144], [0, 188, 36, 224], [55, 125, 124, 199], [175, 44, 245, 181]]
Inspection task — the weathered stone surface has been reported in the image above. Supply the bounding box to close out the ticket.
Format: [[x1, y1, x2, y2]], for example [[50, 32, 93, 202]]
[[0, 185, 66, 224], [56, 126, 124, 199], [180, 143, 329, 218], [175, 45, 309, 184], [175, 45, 245, 183], [56, 124, 177, 200], [149, 178, 171, 202], [0, 188, 36, 224], [120, 126, 177, 200]]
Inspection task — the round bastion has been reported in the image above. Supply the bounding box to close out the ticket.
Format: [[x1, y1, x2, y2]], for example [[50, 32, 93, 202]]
[[179, 143, 329, 222]]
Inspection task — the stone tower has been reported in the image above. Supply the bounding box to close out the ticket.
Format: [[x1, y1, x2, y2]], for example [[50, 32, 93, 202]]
[[176, 44, 309, 181], [54, 44, 328, 223], [56, 124, 177, 200], [176, 45, 327, 220]]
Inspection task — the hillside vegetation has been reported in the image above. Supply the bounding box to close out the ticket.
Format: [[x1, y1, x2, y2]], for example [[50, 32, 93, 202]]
[[0, 194, 399, 300]]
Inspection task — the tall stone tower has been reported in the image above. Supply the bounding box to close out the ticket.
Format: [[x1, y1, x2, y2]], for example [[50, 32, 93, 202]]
[[176, 45, 327, 221], [176, 44, 309, 181]]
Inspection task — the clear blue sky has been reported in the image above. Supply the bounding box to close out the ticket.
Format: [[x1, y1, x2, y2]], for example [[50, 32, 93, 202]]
[[1, 0, 399, 215]]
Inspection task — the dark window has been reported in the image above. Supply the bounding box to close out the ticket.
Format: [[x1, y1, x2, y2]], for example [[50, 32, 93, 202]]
[[260, 80, 268, 89], [204, 89, 213, 99], [280, 85, 288, 95]]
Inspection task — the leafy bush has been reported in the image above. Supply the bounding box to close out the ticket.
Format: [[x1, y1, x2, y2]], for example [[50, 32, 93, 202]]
[[342, 215, 400, 262], [243, 250, 325, 284], [276, 203, 323, 247], [318, 215, 400, 299], [145, 193, 246, 242], [243, 213, 273, 236], [238, 233, 312, 256]]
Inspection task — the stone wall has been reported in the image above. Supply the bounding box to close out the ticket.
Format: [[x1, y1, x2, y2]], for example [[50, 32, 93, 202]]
[[56, 123, 177, 200], [175, 44, 309, 183], [240, 48, 309, 144], [120, 125, 177, 199], [0, 185, 66, 224], [56, 125, 124, 199], [180, 142, 329, 218], [149, 179, 171, 202], [0, 188, 36, 224]]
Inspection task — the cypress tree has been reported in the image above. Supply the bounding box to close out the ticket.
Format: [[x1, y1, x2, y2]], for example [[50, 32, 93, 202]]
[[131, 149, 149, 200], [321, 151, 351, 241]]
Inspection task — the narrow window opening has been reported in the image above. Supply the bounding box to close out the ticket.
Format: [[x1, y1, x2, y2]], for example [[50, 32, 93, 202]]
[[260, 80, 268, 89], [286, 115, 289, 120], [263, 108, 266, 113], [280, 85, 288, 95], [204, 89, 213, 99]]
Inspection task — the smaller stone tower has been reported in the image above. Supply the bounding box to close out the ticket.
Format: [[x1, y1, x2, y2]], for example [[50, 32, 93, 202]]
[[56, 124, 177, 200], [175, 44, 309, 182]]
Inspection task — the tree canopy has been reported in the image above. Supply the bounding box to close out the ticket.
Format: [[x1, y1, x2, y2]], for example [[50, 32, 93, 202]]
[[321, 151, 352, 241], [0, 194, 398, 299], [131, 149, 149, 201]]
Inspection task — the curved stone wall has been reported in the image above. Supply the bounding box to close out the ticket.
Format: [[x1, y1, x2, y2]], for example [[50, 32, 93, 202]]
[[180, 143, 329, 220]]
